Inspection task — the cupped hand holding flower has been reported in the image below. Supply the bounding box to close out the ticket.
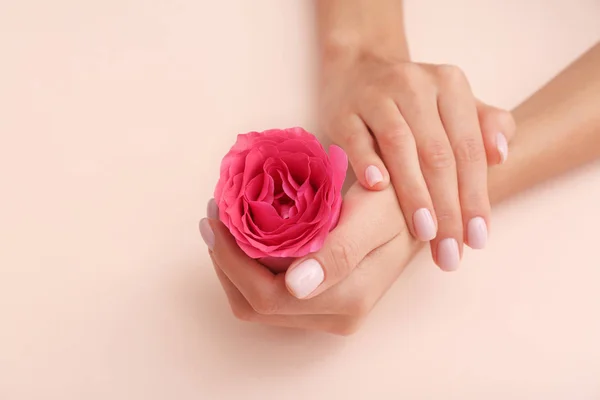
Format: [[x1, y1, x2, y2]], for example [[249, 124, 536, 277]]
[[202, 182, 419, 335]]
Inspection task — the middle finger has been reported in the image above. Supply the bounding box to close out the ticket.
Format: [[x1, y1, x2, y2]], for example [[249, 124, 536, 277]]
[[397, 91, 464, 271], [437, 66, 490, 251]]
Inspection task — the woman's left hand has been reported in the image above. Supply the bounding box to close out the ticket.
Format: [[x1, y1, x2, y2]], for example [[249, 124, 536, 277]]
[[200, 182, 421, 335]]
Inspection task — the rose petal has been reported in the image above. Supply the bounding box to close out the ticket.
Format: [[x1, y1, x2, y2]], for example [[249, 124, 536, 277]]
[[278, 170, 297, 199], [258, 174, 274, 203], [242, 149, 266, 187], [308, 158, 327, 188], [281, 152, 310, 185], [328, 145, 348, 191], [247, 201, 282, 232], [256, 143, 279, 158], [222, 173, 244, 204], [245, 173, 265, 201]]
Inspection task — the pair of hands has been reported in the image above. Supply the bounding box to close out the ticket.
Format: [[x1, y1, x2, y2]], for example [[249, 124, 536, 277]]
[[202, 55, 515, 334]]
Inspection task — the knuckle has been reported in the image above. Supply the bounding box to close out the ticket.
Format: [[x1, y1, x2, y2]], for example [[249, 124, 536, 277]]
[[436, 64, 466, 84], [454, 137, 486, 164], [397, 66, 433, 95], [394, 62, 424, 81], [324, 239, 359, 279], [378, 126, 411, 149], [420, 139, 455, 171], [344, 128, 372, 149]]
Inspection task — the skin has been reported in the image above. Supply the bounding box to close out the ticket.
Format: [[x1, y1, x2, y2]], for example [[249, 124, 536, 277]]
[[315, 0, 516, 271], [201, 42, 600, 335]]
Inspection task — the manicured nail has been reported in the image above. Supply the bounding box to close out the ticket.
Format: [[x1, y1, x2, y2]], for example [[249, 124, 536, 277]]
[[496, 133, 508, 163], [199, 218, 214, 250], [467, 217, 488, 249], [365, 165, 383, 187], [207, 198, 219, 219], [437, 238, 460, 271], [285, 259, 324, 299], [413, 208, 437, 241]]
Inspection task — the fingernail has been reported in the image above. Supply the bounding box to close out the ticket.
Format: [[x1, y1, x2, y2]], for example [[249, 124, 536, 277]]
[[413, 208, 437, 241], [207, 198, 219, 219], [285, 259, 324, 299], [496, 133, 508, 163], [467, 217, 488, 249], [437, 238, 460, 271], [199, 218, 214, 250], [365, 165, 383, 187]]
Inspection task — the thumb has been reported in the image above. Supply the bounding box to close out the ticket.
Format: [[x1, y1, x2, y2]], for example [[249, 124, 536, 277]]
[[476, 99, 517, 165], [284, 183, 406, 299]]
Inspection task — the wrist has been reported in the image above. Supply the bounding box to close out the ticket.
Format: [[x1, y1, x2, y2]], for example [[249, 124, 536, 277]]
[[319, 32, 410, 67], [316, 0, 410, 66]]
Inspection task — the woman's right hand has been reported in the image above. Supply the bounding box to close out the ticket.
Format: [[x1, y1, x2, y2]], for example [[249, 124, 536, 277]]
[[319, 48, 516, 271], [202, 181, 421, 336]]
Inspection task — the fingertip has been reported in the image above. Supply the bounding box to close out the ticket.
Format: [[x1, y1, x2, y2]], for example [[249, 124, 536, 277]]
[[496, 132, 508, 164], [466, 216, 488, 250], [285, 258, 324, 299], [412, 208, 437, 241], [207, 198, 219, 220], [363, 164, 389, 190], [199, 218, 215, 251], [434, 238, 461, 272]]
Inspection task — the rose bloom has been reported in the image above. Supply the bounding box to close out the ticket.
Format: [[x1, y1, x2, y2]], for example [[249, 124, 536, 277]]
[[214, 127, 347, 271]]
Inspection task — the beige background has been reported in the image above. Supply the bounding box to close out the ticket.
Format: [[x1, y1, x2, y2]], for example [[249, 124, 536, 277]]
[[1, 0, 600, 399]]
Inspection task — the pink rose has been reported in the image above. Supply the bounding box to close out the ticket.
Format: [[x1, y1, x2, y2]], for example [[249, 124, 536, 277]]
[[214, 127, 347, 272]]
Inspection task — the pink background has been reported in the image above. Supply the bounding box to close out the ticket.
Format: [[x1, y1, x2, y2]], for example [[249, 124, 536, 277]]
[[1, 1, 600, 398]]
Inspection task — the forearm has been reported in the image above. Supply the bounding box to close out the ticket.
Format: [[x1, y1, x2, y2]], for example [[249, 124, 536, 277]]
[[489, 43, 600, 204], [315, 0, 409, 62]]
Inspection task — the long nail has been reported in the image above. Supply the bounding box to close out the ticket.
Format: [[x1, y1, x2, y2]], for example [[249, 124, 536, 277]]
[[467, 217, 488, 249], [437, 238, 460, 271], [413, 208, 437, 241], [365, 165, 383, 187], [285, 259, 324, 299], [199, 218, 214, 250], [207, 198, 219, 219], [496, 133, 508, 164]]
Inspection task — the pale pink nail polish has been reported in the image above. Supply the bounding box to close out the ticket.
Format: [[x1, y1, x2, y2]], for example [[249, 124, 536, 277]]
[[437, 238, 460, 271], [365, 165, 383, 187], [496, 132, 508, 163], [199, 219, 214, 250], [207, 198, 219, 220], [285, 259, 324, 299], [413, 208, 437, 241], [467, 217, 488, 249]]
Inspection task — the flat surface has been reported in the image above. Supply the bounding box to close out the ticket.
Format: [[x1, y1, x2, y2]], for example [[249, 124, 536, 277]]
[[1, 1, 600, 398]]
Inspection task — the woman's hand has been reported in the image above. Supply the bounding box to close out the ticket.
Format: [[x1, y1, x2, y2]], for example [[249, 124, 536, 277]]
[[319, 49, 515, 271], [200, 182, 420, 335]]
